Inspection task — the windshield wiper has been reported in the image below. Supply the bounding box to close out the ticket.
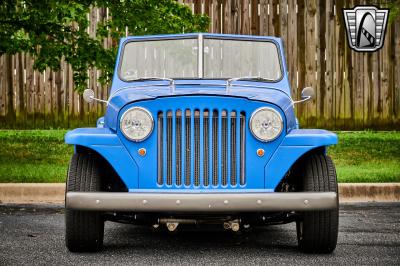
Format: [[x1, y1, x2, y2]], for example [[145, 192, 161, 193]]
[[127, 77, 175, 85], [226, 76, 275, 86], [126, 77, 175, 92]]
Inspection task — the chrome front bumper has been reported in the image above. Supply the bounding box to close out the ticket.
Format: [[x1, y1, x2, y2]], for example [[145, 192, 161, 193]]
[[65, 192, 337, 212]]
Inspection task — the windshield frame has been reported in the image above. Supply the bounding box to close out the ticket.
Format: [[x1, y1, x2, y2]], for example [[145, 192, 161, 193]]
[[117, 34, 284, 83]]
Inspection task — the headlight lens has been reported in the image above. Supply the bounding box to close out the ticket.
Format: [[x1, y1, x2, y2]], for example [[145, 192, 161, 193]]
[[120, 107, 154, 142], [250, 107, 283, 142]]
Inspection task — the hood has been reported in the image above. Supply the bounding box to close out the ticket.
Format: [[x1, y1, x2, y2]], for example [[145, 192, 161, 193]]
[[105, 84, 296, 131]]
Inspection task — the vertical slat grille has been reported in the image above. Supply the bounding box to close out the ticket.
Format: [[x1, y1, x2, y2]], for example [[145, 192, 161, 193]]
[[157, 108, 246, 187]]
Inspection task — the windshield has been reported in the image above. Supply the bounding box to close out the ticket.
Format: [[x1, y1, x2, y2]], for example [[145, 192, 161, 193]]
[[119, 36, 282, 81]]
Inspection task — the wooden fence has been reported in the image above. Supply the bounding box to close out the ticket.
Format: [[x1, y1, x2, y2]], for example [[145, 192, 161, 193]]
[[0, 0, 399, 129]]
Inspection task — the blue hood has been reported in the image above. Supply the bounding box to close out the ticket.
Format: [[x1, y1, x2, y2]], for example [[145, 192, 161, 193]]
[[105, 83, 296, 132]]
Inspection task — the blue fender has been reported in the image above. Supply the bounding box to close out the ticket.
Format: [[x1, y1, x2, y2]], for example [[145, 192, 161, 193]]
[[65, 128, 139, 188], [265, 129, 338, 190]]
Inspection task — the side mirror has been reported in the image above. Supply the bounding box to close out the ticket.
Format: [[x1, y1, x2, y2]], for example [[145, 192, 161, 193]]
[[288, 87, 315, 109], [82, 89, 108, 104], [83, 89, 95, 103], [301, 87, 315, 101]]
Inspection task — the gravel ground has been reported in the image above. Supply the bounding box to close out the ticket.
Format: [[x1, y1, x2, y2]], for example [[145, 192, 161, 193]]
[[0, 203, 399, 265]]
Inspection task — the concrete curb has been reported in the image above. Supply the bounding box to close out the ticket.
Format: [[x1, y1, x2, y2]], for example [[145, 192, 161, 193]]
[[0, 183, 399, 204], [338, 183, 400, 202], [0, 184, 65, 204]]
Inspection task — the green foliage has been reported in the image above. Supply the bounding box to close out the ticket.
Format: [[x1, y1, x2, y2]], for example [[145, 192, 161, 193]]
[[387, 0, 400, 24], [0, 0, 209, 92]]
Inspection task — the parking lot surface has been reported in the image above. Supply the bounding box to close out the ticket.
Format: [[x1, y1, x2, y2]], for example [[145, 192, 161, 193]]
[[0, 203, 399, 265]]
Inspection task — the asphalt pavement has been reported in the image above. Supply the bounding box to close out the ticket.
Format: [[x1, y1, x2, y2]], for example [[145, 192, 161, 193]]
[[0, 203, 399, 265]]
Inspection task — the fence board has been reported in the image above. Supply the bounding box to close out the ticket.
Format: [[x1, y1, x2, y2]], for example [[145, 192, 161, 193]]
[[287, 0, 297, 101], [372, 48, 381, 125], [0, 1, 399, 129], [17, 53, 26, 127], [343, 27, 353, 129], [316, 0, 325, 128], [279, 0, 288, 59], [324, 0, 335, 129], [296, 0, 306, 124], [241, 0, 250, 34], [395, 21, 400, 126], [388, 22, 396, 128], [334, 0, 345, 129], [251, 0, 260, 35], [0, 56, 5, 123], [268, 0, 278, 36], [259, 0, 269, 36], [223, 0, 232, 34], [305, 0, 317, 127], [25, 55, 33, 127], [212, 0, 222, 33], [381, 23, 392, 128]]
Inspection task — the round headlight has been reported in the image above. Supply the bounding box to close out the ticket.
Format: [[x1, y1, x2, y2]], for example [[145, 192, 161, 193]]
[[250, 107, 283, 142], [120, 107, 154, 142]]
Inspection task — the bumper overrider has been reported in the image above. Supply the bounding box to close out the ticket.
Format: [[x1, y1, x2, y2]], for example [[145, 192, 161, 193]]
[[65, 192, 337, 212]]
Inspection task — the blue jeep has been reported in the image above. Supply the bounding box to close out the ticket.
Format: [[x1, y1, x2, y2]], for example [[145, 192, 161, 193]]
[[65, 33, 338, 253]]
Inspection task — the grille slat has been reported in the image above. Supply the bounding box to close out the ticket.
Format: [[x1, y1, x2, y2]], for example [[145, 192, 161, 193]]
[[185, 110, 191, 186], [212, 110, 218, 186], [240, 112, 246, 185], [166, 111, 173, 185], [230, 112, 237, 186], [194, 110, 201, 186], [175, 110, 182, 186], [235, 113, 241, 186], [221, 110, 228, 186], [157, 109, 246, 188], [203, 111, 209, 186], [157, 112, 163, 185]]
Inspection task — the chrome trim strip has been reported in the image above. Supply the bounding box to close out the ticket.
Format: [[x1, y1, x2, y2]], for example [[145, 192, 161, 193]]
[[66, 192, 337, 212]]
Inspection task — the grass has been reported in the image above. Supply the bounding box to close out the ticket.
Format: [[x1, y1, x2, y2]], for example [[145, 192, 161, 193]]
[[0, 130, 398, 183], [329, 131, 400, 183], [0, 130, 70, 183]]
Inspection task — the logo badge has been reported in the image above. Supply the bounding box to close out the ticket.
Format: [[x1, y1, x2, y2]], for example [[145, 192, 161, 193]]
[[343, 6, 389, 52]]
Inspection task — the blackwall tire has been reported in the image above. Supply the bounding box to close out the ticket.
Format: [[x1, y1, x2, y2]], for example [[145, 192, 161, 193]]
[[296, 154, 339, 254], [65, 153, 104, 252]]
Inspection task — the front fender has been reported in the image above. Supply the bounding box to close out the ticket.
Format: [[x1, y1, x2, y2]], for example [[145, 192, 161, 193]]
[[65, 128, 139, 189], [265, 129, 338, 190]]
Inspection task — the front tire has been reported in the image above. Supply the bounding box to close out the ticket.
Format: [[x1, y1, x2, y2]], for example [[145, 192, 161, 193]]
[[65, 153, 104, 252], [296, 154, 339, 253]]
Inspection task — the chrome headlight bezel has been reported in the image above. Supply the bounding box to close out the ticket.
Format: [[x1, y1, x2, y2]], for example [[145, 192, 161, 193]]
[[120, 107, 154, 142], [249, 107, 283, 142]]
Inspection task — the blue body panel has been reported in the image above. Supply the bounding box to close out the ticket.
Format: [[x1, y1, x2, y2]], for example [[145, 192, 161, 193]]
[[65, 33, 338, 193], [65, 129, 139, 189], [265, 129, 337, 190]]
